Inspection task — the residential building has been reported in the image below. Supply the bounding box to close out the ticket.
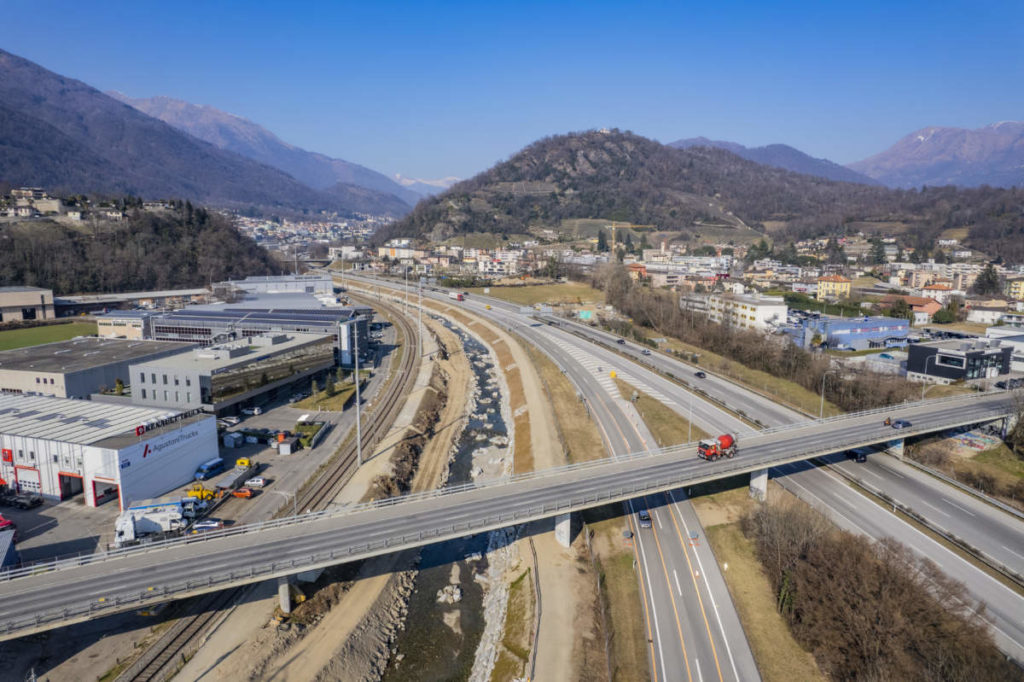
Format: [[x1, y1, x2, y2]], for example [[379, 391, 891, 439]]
[[0, 338, 192, 398], [906, 339, 1011, 384], [131, 333, 335, 414], [0, 286, 53, 322], [0, 394, 216, 509], [1005, 277, 1024, 302], [682, 292, 787, 331], [816, 275, 851, 301], [967, 306, 1008, 325]]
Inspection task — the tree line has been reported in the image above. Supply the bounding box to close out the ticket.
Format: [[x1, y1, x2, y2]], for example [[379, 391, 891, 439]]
[[744, 499, 1020, 680], [588, 265, 919, 412], [0, 200, 282, 294]]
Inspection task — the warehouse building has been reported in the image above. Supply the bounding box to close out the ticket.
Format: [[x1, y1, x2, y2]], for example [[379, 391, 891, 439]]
[[96, 310, 159, 340], [0, 337, 194, 399], [0, 286, 54, 321], [149, 307, 369, 365], [130, 332, 335, 414], [0, 395, 216, 509], [907, 338, 1012, 384], [218, 274, 334, 296]]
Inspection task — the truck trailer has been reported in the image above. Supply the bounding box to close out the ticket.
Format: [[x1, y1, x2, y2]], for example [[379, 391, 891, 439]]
[[448, 291, 464, 301], [697, 434, 737, 461], [214, 458, 257, 495], [113, 497, 206, 548]]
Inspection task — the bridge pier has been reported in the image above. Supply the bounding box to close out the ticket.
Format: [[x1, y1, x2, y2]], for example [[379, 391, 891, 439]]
[[554, 512, 576, 548], [277, 575, 292, 615], [883, 438, 905, 460], [749, 468, 768, 501]]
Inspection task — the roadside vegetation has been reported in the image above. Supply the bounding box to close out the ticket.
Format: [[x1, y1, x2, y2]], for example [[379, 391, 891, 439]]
[[590, 265, 919, 413], [0, 321, 97, 350], [743, 496, 1020, 680], [909, 436, 1024, 512], [466, 281, 603, 307], [490, 569, 534, 681], [614, 378, 709, 446]]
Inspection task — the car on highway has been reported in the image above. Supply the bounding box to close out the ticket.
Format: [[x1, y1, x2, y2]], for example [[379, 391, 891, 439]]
[[637, 509, 652, 528], [191, 519, 224, 533], [617, 339, 626, 345], [231, 487, 255, 499], [641, 349, 652, 355], [244, 476, 267, 488], [694, 371, 707, 379], [891, 419, 912, 430]]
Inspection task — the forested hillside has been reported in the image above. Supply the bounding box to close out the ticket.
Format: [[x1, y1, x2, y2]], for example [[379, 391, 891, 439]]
[[0, 203, 281, 294], [382, 129, 1024, 262]]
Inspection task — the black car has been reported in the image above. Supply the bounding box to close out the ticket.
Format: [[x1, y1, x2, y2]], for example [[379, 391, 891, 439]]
[[617, 339, 626, 345], [694, 371, 707, 379]]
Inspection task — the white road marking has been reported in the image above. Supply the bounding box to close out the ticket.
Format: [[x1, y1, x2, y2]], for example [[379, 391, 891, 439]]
[[630, 500, 668, 680], [1001, 544, 1024, 564], [655, 509, 663, 530], [673, 569, 682, 597], [941, 497, 976, 517], [695, 657, 705, 682], [920, 500, 951, 517]]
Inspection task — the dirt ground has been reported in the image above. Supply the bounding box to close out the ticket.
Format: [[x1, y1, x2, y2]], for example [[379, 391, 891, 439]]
[[174, 314, 472, 682]]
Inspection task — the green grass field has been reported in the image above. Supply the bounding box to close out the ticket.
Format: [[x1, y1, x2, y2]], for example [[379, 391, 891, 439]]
[[0, 322, 98, 351]]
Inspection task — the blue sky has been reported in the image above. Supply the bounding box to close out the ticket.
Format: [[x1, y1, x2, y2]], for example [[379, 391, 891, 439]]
[[2, 0, 1021, 180]]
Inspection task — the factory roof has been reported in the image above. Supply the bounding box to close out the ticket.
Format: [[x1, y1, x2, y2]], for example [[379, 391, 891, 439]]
[[159, 306, 362, 324], [0, 394, 180, 445], [915, 338, 1008, 353], [132, 332, 332, 373], [0, 338, 194, 374]]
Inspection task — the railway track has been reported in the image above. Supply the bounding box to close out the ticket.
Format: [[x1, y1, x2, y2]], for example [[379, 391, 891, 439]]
[[115, 293, 421, 682]]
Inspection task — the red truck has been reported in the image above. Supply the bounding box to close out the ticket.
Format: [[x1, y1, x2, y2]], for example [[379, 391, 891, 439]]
[[697, 434, 737, 461]]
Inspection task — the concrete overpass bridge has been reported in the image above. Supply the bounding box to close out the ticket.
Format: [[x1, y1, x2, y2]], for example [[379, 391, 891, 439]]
[[0, 392, 1015, 642]]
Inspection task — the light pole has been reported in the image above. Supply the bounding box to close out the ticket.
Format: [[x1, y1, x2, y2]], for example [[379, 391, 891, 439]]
[[418, 277, 423, 358], [354, 315, 362, 467], [921, 354, 938, 401], [270, 490, 297, 517], [688, 387, 694, 442], [820, 368, 838, 419]]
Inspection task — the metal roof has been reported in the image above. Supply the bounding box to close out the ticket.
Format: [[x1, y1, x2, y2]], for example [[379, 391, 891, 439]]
[[0, 338, 194, 374], [132, 332, 332, 373], [0, 395, 178, 446]]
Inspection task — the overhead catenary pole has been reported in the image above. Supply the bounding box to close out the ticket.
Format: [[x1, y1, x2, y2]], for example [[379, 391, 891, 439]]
[[354, 316, 362, 467]]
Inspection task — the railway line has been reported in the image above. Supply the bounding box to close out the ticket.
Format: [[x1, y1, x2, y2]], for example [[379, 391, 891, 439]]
[[114, 292, 421, 682]]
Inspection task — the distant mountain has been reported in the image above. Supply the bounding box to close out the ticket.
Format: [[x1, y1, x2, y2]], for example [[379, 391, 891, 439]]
[[670, 137, 878, 185], [0, 49, 408, 216], [393, 174, 461, 197], [110, 92, 419, 207], [380, 129, 1024, 263], [848, 122, 1024, 188]]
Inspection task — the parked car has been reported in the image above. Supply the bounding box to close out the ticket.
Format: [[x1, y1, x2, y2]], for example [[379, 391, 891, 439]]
[[241, 407, 263, 416], [231, 487, 255, 499], [637, 509, 652, 529], [222, 416, 241, 426], [694, 371, 707, 379], [891, 419, 912, 430], [191, 519, 224, 533], [244, 476, 267, 488], [12, 494, 42, 510]]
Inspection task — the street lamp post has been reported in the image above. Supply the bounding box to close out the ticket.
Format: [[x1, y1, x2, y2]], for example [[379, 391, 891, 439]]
[[921, 354, 938, 401]]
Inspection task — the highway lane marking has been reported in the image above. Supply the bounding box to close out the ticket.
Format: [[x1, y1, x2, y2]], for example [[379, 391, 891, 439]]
[[647, 505, 694, 682], [695, 658, 705, 682], [628, 500, 664, 682], [673, 569, 683, 597], [941, 497, 976, 517], [668, 491, 741, 682], [920, 500, 951, 517], [656, 509, 664, 530], [664, 492, 726, 682], [1001, 544, 1024, 564]]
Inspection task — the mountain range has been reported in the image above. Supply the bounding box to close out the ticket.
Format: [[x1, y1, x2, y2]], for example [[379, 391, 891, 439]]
[[848, 122, 1024, 188], [0, 49, 410, 217], [383, 129, 1024, 262], [669, 137, 878, 185], [108, 92, 422, 206]]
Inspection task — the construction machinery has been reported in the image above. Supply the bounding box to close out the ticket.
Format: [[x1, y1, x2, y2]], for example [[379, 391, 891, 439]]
[[697, 433, 737, 461]]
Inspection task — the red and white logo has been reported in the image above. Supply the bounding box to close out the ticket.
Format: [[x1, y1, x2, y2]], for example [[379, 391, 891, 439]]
[[142, 444, 151, 458], [135, 425, 146, 436]]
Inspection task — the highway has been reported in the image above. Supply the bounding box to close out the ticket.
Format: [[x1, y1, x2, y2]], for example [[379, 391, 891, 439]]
[[349, 274, 1024, 667], [0, 380, 1012, 641]]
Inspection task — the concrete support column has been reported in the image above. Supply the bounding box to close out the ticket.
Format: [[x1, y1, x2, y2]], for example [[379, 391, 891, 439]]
[[884, 438, 905, 460], [554, 512, 575, 548], [277, 575, 291, 615], [749, 468, 768, 501]]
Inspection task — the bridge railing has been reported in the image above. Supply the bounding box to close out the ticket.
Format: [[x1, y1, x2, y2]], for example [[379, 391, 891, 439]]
[[4, 410, 1006, 637], [0, 394, 1013, 584]]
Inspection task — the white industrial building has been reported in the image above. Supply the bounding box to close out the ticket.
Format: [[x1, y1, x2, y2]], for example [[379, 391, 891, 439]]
[[0, 395, 217, 509]]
